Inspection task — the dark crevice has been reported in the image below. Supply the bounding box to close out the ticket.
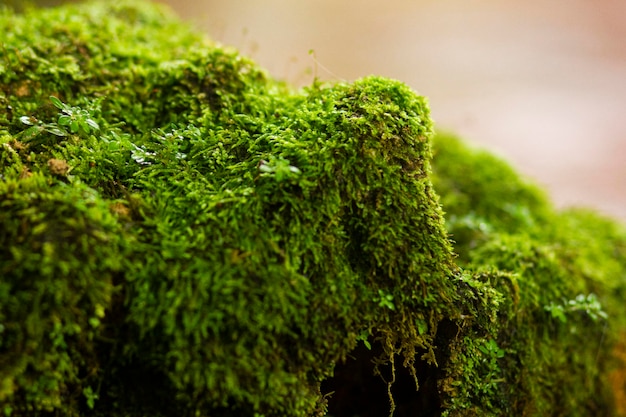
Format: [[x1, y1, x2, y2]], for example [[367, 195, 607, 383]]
[[322, 342, 442, 417]]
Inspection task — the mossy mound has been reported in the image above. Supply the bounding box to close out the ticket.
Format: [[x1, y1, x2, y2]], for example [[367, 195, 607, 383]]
[[1, 2, 625, 416], [431, 134, 626, 416]]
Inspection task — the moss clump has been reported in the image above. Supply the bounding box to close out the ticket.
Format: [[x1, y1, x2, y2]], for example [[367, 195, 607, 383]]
[[0, 174, 125, 413], [432, 134, 626, 416], [1, 2, 625, 417]]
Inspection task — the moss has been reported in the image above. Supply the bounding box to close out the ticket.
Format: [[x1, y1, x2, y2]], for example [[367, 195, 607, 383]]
[[0, 173, 125, 414], [1, 2, 625, 417], [430, 134, 553, 260], [432, 133, 626, 416]]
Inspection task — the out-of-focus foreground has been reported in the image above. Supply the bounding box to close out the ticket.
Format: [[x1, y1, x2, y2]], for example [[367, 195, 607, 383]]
[[161, 0, 626, 221]]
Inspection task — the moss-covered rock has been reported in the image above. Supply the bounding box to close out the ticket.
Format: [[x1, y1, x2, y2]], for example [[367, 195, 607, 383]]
[[1, 2, 625, 416]]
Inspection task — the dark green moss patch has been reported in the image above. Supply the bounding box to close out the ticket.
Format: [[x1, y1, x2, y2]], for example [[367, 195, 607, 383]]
[[432, 134, 626, 416], [1, 2, 626, 417]]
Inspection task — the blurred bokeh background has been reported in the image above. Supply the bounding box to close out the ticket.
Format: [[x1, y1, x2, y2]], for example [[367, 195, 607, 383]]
[[7, 0, 626, 221]]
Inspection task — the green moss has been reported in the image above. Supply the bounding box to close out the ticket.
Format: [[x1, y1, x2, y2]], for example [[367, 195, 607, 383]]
[[432, 133, 626, 416], [0, 173, 125, 414], [431, 134, 553, 260], [1, 2, 626, 417]]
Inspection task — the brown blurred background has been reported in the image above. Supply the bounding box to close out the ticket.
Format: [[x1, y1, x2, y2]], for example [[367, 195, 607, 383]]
[[155, 0, 626, 222], [8, 0, 626, 221]]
